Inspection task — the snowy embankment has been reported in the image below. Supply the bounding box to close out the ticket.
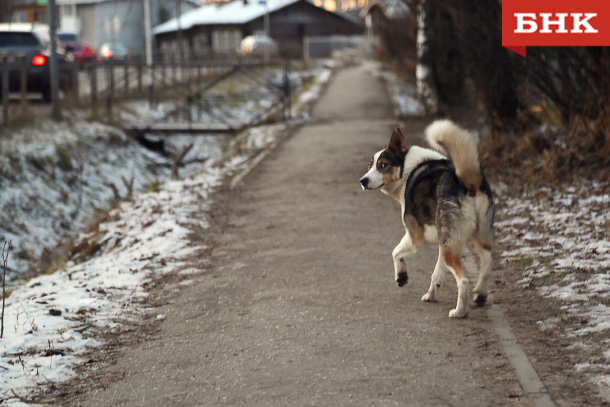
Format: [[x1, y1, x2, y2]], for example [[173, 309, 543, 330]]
[[0, 117, 222, 279], [495, 181, 610, 400], [370, 67, 422, 117], [0, 64, 333, 405]]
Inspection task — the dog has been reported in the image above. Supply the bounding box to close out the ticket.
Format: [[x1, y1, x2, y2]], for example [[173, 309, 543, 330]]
[[359, 120, 494, 318]]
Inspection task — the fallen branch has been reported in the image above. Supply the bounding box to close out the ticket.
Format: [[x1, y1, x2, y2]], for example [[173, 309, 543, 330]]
[[121, 175, 134, 200], [11, 389, 37, 405], [158, 157, 208, 169], [171, 143, 194, 180], [104, 181, 121, 201]]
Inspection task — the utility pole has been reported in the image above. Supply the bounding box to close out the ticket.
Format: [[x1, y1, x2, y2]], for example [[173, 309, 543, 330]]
[[143, 0, 152, 67], [176, 0, 184, 64], [143, 0, 153, 108], [48, 0, 62, 121], [263, 0, 269, 64]]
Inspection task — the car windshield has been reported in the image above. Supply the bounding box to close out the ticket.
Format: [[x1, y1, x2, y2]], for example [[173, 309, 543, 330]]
[[109, 44, 126, 53], [58, 33, 79, 42], [0, 32, 40, 48]]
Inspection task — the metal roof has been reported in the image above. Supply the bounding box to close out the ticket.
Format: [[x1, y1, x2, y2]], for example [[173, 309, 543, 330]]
[[152, 0, 354, 35]]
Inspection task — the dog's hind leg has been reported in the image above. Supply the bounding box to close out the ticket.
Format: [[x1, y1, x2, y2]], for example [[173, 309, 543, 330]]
[[472, 238, 492, 306], [441, 247, 470, 318], [421, 249, 447, 302], [392, 231, 422, 287]]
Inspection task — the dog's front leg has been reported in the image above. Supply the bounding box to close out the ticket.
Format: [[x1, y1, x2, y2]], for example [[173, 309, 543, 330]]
[[392, 232, 419, 287]]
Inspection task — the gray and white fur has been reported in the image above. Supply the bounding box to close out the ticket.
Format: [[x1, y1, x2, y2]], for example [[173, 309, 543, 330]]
[[359, 120, 494, 318]]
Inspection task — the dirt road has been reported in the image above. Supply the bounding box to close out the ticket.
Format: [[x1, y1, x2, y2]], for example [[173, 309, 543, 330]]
[[74, 63, 530, 406]]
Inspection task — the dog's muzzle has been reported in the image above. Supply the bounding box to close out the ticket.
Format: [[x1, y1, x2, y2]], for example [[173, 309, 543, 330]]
[[360, 177, 370, 190]]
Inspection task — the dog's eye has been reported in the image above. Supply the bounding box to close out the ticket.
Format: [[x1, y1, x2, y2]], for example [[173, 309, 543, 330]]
[[368, 159, 373, 170], [379, 162, 387, 169]]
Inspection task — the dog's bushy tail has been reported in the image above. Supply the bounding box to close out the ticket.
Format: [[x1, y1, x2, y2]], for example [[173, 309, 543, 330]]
[[426, 120, 482, 194]]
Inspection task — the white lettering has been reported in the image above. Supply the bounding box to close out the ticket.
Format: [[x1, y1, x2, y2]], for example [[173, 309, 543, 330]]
[[571, 13, 598, 33], [515, 13, 537, 33], [540, 13, 568, 33]]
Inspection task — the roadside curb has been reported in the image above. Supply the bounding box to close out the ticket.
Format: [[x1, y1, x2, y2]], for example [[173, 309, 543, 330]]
[[488, 305, 556, 407], [230, 145, 276, 190]]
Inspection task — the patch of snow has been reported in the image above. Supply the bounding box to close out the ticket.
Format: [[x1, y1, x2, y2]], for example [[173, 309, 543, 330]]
[[537, 317, 560, 331], [496, 179, 610, 402], [370, 68, 422, 117]]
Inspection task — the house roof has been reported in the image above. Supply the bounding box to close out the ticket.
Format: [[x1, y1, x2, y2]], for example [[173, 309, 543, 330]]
[[56, 0, 201, 6], [57, 0, 105, 4], [152, 0, 358, 35]]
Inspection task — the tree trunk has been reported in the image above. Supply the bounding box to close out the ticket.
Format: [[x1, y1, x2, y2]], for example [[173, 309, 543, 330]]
[[415, 0, 438, 114]]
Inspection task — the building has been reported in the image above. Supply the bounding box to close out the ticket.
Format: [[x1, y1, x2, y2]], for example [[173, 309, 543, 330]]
[[201, 0, 370, 13], [152, 0, 365, 59], [4, 0, 48, 24], [5, 0, 201, 53]]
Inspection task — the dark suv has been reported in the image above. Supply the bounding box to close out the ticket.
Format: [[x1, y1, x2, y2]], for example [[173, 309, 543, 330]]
[[0, 23, 73, 102]]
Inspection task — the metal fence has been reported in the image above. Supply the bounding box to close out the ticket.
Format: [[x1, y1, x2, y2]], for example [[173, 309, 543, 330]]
[[1, 54, 277, 127], [303, 35, 373, 60]]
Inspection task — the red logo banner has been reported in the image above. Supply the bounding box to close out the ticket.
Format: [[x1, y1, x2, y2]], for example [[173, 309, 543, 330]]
[[502, 0, 610, 56]]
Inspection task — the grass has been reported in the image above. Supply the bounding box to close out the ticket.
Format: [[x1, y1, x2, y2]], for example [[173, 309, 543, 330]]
[[55, 146, 75, 172], [144, 180, 162, 194]]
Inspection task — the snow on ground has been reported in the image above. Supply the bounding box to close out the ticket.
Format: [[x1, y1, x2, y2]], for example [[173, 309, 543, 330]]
[[495, 179, 610, 400], [0, 117, 177, 278], [0, 63, 332, 405], [369, 67, 422, 117]]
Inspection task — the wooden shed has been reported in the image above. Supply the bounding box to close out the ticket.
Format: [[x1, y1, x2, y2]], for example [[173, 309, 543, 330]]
[[153, 0, 364, 59]]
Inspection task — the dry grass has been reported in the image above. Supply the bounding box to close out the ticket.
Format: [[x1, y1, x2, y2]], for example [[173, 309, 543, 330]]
[[480, 118, 610, 184]]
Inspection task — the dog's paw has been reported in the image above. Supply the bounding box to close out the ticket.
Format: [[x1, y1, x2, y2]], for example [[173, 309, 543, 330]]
[[421, 292, 436, 302], [448, 308, 469, 318], [473, 292, 487, 307], [396, 272, 408, 287]]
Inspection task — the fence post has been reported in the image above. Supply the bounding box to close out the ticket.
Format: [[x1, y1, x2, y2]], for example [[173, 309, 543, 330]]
[[123, 60, 129, 97], [161, 62, 166, 87], [106, 60, 114, 120], [137, 62, 143, 94], [70, 61, 79, 103], [90, 61, 98, 119], [303, 37, 309, 61], [20, 55, 28, 110], [283, 61, 291, 120], [2, 55, 8, 126], [148, 61, 155, 109]]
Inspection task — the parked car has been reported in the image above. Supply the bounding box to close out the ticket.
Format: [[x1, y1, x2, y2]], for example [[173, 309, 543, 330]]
[[58, 32, 97, 66], [64, 42, 97, 66], [0, 23, 73, 102], [237, 35, 278, 57], [98, 42, 130, 61]]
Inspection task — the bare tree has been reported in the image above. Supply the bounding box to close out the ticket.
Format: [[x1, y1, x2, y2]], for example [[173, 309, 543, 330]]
[[1, 241, 11, 339], [409, 0, 532, 132]]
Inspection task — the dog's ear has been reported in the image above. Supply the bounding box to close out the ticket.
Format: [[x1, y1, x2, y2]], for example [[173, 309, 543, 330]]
[[389, 128, 407, 158]]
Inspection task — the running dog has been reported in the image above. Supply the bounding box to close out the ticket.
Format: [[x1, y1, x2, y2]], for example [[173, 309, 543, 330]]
[[359, 120, 494, 318]]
